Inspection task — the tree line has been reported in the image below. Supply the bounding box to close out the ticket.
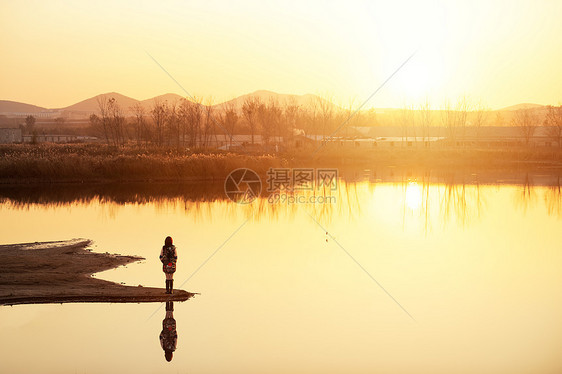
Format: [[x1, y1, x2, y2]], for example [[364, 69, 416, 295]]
[[391, 98, 562, 146], [86, 95, 562, 148], [88, 95, 378, 147]]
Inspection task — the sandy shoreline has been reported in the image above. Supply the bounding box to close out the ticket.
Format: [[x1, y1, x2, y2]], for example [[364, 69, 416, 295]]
[[0, 239, 194, 306]]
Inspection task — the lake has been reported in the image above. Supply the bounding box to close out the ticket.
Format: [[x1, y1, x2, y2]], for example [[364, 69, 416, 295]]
[[1, 175, 561, 373]]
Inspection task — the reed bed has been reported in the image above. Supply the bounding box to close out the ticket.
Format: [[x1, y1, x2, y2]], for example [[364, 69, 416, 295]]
[[0, 144, 284, 182], [1, 143, 561, 183]]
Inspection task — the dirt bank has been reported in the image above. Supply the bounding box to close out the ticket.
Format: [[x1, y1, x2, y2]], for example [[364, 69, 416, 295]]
[[0, 239, 194, 306]]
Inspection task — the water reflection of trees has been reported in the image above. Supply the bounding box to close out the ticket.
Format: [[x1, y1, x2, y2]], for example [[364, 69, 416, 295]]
[[0, 182, 225, 207], [514, 174, 537, 214], [544, 177, 562, 216], [402, 172, 562, 232], [0, 180, 361, 223], [1, 172, 560, 223], [514, 174, 562, 217], [398, 173, 486, 233], [438, 177, 486, 229]]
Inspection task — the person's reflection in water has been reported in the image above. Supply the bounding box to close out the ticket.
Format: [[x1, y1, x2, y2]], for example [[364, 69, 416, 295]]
[[160, 301, 178, 362]]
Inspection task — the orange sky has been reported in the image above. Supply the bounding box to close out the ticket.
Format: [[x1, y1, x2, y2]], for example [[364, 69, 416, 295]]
[[1, 0, 561, 109]]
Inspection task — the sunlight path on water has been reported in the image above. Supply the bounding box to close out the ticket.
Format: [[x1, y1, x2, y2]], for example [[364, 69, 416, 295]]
[[1, 181, 561, 373]]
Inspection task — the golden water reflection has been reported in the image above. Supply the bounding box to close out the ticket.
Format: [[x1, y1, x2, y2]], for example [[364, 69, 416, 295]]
[[0, 179, 561, 373], [1, 178, 559, 229]]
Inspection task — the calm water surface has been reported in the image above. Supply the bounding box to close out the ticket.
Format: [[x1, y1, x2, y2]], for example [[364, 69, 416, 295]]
[[1, 179, 561, 373]]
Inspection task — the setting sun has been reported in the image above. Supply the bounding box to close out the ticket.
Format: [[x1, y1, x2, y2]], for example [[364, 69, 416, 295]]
[[1, 0, 562, 109]]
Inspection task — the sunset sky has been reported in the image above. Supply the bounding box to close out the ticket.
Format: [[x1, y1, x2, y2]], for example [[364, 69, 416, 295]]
[[1, 0, 561, 109]]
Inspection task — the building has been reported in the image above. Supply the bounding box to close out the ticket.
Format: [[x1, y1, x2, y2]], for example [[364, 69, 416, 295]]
[[194, 135, 285, 149], [0, 128, 23, 143], [3, 111, 63, 119], [22, 134, 98, 143], [347, 126, 561, 148], [309, 135, 445, 148]]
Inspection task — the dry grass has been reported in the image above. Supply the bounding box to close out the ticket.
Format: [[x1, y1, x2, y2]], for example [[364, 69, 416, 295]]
[[0, 144, 285, 182], [1, 143, 561, 183]]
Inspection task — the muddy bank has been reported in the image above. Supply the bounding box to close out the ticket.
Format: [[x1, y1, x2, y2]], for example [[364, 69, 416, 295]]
[[0, 239, 194, 306]]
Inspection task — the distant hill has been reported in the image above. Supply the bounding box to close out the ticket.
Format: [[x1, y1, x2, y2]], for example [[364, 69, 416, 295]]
[[140, 93, 184, 107], [60, 92, 141, 113], [0, 100, 48, 114], [60, 92, 186, 115], [0, 91, 554, 122], [499, 103, 544, 111], [214, 90, 322, 110]]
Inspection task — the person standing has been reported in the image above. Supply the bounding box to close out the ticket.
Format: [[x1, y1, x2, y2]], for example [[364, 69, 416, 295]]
[[160, 236, 177, 294]]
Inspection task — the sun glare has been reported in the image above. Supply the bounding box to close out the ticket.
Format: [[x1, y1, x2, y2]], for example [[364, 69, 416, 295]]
[[405, 182, 422, 210]]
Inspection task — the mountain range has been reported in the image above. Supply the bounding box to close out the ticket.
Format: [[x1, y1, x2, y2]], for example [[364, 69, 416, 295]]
[[0, 90, 325, 117], [0, 90, 548, 117]]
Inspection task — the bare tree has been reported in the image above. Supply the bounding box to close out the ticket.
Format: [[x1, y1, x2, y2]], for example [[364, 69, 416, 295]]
[[108, 98, 125, 146], [512, 108, 538, 145], [283, 97, 300, 145], [254, 98, 283, 146], [242, 96, 260, 145], [178, 99, 189, 147], [441, 99, 456, 143], [51, 117, 65, 135], [165, 101, 180, 148], [96, 96, 125, 146], [304, 97, 320, 138], [131, 103, 146, 146], [221, 102, 238, 148], [268, 98, 282, 144], [398, 103, 415, 145], [24, 115, 36, 135], [88, 114, 103, 139], [317, 93, 334, 140], [257, 101, 271, 145], [455, 96, 470, 142], [96, 96, 110, 145], [151, 100, 167, 147], [178, 98, 202, 148], [189, 97, 203, 147], [544, 105, 562, 147], [442, 96, 470, 145], [472, 100, 490, 140], [343, 96, 357, 139], [494, 112, 504, 126], [418, 98, 432, 146], [203, 96, 215, 149]]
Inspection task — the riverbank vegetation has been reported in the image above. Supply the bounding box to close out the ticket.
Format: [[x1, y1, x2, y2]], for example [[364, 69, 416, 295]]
[[0, 144, 284, 182], [1, 143, 561, 183]]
